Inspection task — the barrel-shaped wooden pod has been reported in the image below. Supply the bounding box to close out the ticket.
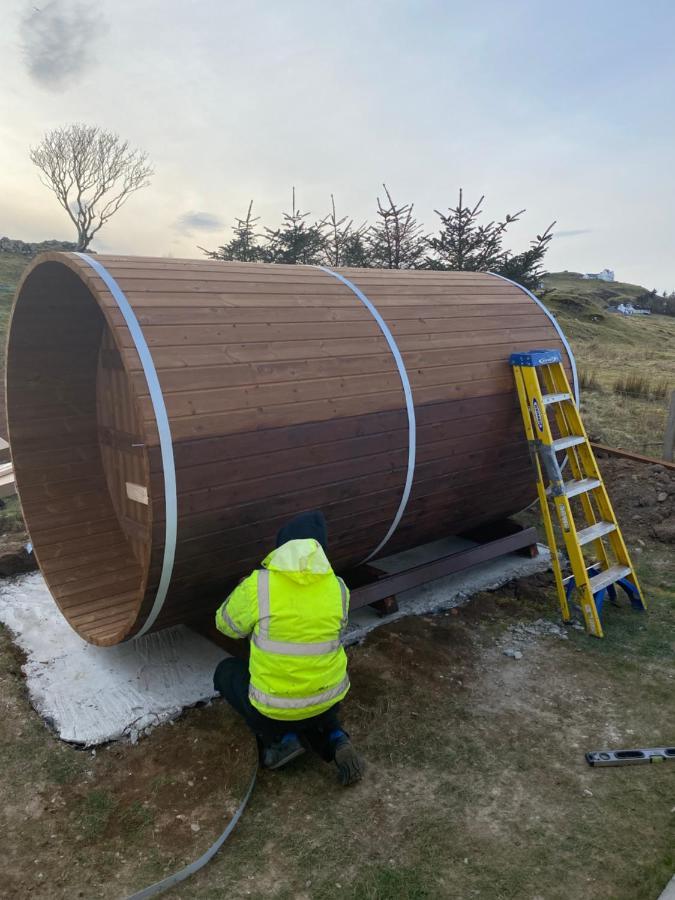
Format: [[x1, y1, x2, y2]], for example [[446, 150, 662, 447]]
[[6, 255, 576, 646]]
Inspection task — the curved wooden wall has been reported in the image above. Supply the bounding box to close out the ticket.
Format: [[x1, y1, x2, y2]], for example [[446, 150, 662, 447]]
[[6, 255, 574, 645]]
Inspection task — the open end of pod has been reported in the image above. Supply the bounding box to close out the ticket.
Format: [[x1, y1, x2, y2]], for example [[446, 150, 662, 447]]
[[6, 258, 152, 645]]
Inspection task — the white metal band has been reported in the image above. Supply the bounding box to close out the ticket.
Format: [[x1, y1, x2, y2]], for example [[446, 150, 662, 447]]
[[315, 266, 416, 561], [75, 253, 177, 638], [487, 272, 580, 403], [249, 675, 350, 710]]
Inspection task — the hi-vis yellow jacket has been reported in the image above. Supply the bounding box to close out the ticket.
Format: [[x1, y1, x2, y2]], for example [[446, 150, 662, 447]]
[[215, 538, 350, 721]]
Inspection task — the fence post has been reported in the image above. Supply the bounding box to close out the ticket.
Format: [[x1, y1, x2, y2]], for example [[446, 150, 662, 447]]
[[663, 390, 675, 462]]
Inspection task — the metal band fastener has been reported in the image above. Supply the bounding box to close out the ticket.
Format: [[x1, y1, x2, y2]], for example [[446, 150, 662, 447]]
[[75, 253, 177, 638], [315, 266, 417, 562]]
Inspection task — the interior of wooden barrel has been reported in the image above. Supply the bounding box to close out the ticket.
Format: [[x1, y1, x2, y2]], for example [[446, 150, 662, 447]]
[[6, 261, 150, 646]]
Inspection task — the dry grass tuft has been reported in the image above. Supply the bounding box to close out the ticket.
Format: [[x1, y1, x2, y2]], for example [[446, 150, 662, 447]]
[[612, 373, 672, 401], [579, 368, 601, 391]]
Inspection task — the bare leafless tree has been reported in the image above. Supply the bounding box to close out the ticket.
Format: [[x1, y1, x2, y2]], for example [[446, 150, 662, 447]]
[[29, 124, 153, 250]]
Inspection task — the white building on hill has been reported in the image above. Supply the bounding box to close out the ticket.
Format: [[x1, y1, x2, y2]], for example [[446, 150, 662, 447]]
[[583, 268, 615, 282], [610, 303, 650, 316]]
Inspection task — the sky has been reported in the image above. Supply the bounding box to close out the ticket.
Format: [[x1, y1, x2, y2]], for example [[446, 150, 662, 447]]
[[1, 0, 675, 290]]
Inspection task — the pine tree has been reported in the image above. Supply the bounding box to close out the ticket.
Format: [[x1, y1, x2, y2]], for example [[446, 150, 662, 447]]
[[321, 195, 369, 267], [425, 190, 525, 271], [425, 190, 555, 291], [367, 184, 426, 269], [498, 224, 555, 291], [341, 231, 372, 268], [264, 188, 327, 265], [200, 201, 264, 262]]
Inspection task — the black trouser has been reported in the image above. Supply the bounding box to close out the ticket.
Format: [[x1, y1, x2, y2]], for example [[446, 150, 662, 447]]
[[213, 657, 343, 761]]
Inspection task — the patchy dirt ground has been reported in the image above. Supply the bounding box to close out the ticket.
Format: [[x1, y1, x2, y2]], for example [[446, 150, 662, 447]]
[[595, 456, 674, 545], [0, 458, 673, 900]]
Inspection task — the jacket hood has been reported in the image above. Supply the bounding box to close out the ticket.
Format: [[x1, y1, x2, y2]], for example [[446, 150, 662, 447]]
[[263, 538, 333, 584], [276, 510, 328, 552]]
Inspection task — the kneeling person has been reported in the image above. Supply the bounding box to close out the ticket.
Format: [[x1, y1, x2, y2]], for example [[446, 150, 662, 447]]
[[213, 511, 364, 786]]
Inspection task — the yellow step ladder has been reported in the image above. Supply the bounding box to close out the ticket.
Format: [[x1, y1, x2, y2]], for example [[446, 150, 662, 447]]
[[510, 349, 646, 637]]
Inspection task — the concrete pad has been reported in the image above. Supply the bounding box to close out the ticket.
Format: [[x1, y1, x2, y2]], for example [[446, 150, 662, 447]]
[[0, 573, 227, 746], [0, 540, 550, 746], [659, 875, 675, 900]]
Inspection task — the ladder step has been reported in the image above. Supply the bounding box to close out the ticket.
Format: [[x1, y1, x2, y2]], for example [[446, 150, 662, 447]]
[[563, 478, 601, 498], [588, 565, 633, 595], [542, 392, 571, 405], [552, 435, 586, 452], [576, 521, 617, 546]]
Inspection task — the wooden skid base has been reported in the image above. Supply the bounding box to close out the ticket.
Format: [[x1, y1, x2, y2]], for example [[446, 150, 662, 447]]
[[190, 522, 538, 652], [346, 524, 538, 611]]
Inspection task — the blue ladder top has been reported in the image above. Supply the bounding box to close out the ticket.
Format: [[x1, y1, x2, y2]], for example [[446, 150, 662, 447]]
[[510, 349, 562, 367]]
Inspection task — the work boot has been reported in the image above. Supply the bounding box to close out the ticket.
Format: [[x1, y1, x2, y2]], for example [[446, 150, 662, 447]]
[[262, 732, 305, 770], [330, 730, 365, 786]]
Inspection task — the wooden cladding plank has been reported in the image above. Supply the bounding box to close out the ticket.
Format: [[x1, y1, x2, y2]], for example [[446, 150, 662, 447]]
[[138, 369, 517, 422], [111, 314, 546, 350], [156, 439, 528, 540], [159, 416, 523, 497], [128, 340, 564, 383], [98, 425, 146, 456], [121, 326, 558, 372], [93, 266, 519, 288], [160, 436, 526, 519], [106, 290, 534, 309], [108, 302, 536, 327]]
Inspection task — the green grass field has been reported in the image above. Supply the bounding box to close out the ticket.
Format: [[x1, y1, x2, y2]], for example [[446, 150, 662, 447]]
[[0, 253, 28, 368], [542, 272, 675, 454]]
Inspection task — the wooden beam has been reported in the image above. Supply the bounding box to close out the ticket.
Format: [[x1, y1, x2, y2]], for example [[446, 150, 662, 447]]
[[591, 442, 675, 471], [0, 462, 16, 498], [663, 390, 675, 463]]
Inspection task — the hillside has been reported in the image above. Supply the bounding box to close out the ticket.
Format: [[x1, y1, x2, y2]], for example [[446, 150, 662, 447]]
[[541, 271, 675, 453]]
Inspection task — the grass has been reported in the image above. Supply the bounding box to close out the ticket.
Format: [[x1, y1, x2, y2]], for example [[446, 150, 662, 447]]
[[542, 271, 675, 454], [0, 252, 28, 367]]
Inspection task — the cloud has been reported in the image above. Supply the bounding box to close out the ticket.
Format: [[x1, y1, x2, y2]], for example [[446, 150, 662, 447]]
[[174, 211, 226, 234], [20, 1, 105, 90], [554, 228, 593, 239]]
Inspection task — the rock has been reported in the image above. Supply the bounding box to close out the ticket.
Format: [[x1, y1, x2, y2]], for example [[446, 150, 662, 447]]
[[653, 521, 675, 544], [0, 541, 37, 576], [503, 648, 523, 660], [190, 823, 200, 833], [0, 236, 77, 257], [657, 492, 668, 502]]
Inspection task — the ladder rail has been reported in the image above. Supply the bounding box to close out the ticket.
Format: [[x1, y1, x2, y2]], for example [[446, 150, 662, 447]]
[[510, 349, 646, 637], [511, 365, 570, 621]]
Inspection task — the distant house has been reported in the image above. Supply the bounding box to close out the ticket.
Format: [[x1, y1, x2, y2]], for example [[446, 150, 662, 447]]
[[609, 302, 651, 316], [583, 268, 615, 282]]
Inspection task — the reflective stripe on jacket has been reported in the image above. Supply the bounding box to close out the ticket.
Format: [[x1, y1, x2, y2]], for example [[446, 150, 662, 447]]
[[215, 538, 350, 720]]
